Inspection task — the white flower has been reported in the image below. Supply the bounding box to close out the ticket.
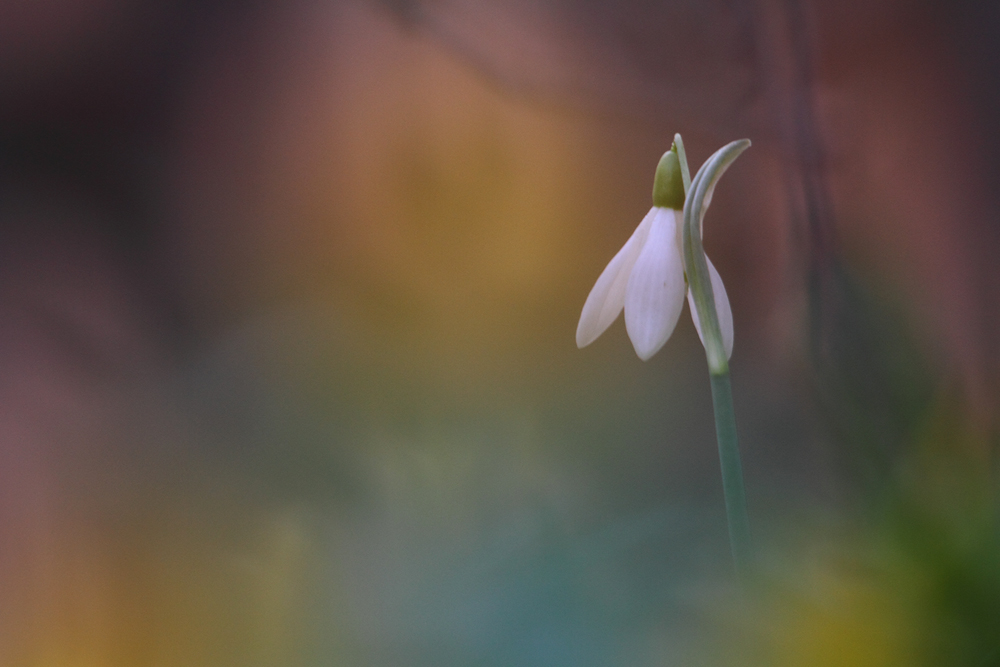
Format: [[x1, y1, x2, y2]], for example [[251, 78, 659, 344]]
[[576, 206, 733, 361]]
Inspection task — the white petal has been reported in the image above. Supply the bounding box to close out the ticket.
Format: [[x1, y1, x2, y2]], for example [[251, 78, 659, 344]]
[[687, 255, 734, 359], [624, 208, 686, 360], [576, 208, 657, 348]]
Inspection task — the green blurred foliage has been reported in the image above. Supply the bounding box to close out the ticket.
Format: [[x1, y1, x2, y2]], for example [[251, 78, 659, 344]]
[[809, 261, 938, 500]]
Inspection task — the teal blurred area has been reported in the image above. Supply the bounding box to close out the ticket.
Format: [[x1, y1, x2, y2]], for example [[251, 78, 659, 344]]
[[1, 0, 999, 664]]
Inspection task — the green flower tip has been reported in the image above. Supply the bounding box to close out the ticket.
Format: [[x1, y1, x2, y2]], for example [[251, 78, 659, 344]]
[[652, 148, 685, 210]]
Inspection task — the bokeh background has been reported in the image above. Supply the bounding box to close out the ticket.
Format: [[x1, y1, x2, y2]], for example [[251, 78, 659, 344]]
[[1, 0, 998, 665]]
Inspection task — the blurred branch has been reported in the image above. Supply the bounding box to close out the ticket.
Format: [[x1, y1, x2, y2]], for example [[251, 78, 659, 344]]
[[374, 0, 759, 133], [751, 0, 941, 495], [750, 0, 836, 330]]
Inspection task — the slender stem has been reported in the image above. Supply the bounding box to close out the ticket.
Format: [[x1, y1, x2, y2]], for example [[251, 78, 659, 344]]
[[709, 371, 752, 576]]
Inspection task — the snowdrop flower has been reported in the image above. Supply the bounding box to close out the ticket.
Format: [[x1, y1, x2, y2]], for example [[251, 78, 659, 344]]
[[576, 148, 733, 361]]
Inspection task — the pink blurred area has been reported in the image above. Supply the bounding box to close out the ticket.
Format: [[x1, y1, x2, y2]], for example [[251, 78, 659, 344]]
[[0, 0, 998, 664]]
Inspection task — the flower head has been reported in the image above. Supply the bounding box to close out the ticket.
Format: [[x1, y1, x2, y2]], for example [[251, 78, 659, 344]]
[[576, 147, 734, 361]]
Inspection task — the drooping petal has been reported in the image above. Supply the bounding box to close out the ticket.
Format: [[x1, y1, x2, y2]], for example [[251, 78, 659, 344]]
[[687, 255, 734, 359], [624, 208, 686, 360], [576, 208, 657, 348]]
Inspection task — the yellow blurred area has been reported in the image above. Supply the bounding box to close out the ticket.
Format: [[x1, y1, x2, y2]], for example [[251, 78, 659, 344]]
[[170, 0, 605, 374], [1, 488, 318, 665], [760, 557, 925, 667]]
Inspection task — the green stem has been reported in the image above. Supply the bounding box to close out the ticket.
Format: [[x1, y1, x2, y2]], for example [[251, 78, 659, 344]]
[[709, 370, 752, 576]]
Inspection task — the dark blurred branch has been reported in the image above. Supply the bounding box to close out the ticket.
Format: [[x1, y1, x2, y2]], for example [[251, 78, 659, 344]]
[[375, 0, 758, 133], [780, 0, 838, 354], [750, 0, 837, 343], [752, 0, 940, 495]]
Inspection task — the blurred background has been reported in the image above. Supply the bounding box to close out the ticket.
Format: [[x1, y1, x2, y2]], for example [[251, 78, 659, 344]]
[[1, 0, 998, 664]]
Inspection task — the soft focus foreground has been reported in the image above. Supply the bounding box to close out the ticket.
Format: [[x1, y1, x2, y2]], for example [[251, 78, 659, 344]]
[[1, 0, 998, 665]]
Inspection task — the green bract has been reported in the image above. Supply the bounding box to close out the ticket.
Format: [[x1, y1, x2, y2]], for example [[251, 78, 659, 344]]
[[682, 138, 750, 376]]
